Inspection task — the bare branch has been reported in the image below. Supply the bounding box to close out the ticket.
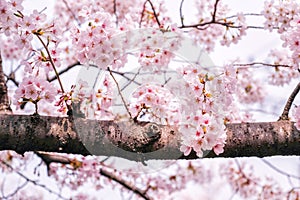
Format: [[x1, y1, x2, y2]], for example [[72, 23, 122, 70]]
[[261, 158, 300, 180]]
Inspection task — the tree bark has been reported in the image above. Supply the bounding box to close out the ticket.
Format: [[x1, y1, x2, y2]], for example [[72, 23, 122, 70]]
[[0, 114, 299, 160]]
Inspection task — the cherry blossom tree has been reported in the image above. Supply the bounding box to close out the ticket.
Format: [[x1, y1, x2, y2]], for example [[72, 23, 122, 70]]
[[0, 0, 299, 199]]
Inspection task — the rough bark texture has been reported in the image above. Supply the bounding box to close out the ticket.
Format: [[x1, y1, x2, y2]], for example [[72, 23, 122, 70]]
[[0, 114, 299, 160]]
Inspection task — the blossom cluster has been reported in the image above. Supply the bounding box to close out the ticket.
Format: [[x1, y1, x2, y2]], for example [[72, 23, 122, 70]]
[[236, 68, 264, 104], [190, 1, 247, 51], [262, 0, 300, 33], [176, 64, 233, 157], [137, 27, 181, 72], [267, 49, 299, 86], [281, 16, 300, 70], [70, 10, 126, 70], [13, 76, 57, 111], [221, 161, 285, 199], [129, 83, 181, 125]]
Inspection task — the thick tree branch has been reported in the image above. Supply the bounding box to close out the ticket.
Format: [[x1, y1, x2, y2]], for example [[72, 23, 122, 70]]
[[0, 115, 299, 160]]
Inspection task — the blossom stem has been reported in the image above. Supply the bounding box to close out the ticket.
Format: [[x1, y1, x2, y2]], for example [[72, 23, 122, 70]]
[[35, 34, 72, 112], [35, 35, 65, 93], [107, 67, 132, 119]]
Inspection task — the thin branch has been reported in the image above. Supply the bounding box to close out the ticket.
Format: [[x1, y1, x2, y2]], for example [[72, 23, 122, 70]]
[[226, 13, 262, 20], [109, 69, 142, 86], [139, 1, 148, 28], [146, 0, 161, 27], [279, 82, 300, 120], [100, 169, 151, 200], [233, 62, 292, 68], [179, 0, 185, 26], [261, 158, 300, 180], [113, 0, 119, 26], [0, 159, 68, 200], [179, 21, 267, 30], [47, 61, 80, 82], [107, 67, 132, 119], [1, 180, 28, 199], [120, 67, 142, 91], [62, 0, 81, 26], [35, 34, 72, 113], [35, 35, 65, 94], [35, 152, 151, 200]]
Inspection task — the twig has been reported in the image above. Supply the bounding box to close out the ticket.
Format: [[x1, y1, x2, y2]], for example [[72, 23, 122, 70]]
[[139, 1, 148, 28], [279, 82, 300, 120], [107, 67, 132, 119], [179, 0, 185, 26], [35, 34, 72, 112], [146, 0, 161, 27], [233, 62, 291, 68], [120, 67, 142, 91], [226, 13, 262, 20], [47, 61, 80, 82], [113, 0, 118, 26], [261, 158, 300, 179], [179, 21, 267, 30], [0, 159, 68, 200], [62, 0, 81, 26], [35, 35, 65, 94]]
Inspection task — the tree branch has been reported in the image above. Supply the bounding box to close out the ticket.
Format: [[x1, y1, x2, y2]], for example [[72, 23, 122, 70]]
[[100, 169, 151, 200], [212, 0, 220, 22], [232, 62, 292, 68], [179, 0, 185, 27], [35, 151, 151, 200], [279, 82, 300, 120], [0, 115, 299, 159], [146, 0, 161, 27], [0, 159, 68, 200], [47, 61, 80, 82]]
